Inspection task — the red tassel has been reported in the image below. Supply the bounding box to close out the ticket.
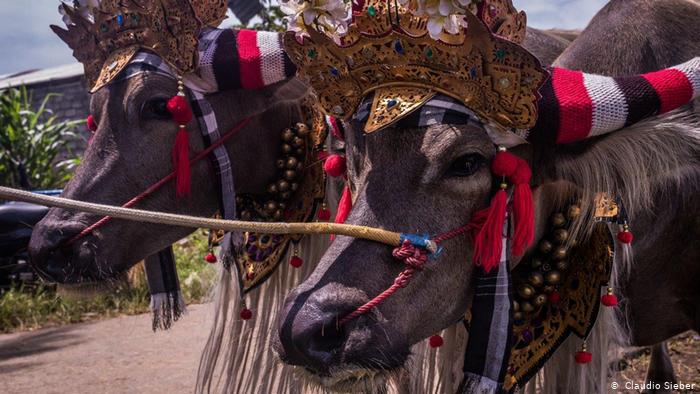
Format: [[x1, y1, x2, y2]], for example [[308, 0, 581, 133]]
[[511, 161, 533, 256], [87, 115, 97, 132], [601, 287, 618, 307], [317, 206, 331, 221], [428, 334, 444, 348], [167, 95, 193, 124], [240, 308, 253, 320], [491, 151, 519, 178], [617, 230, 633, 244], [323, 154, 347, 177], [473, 187, 507, 273], [331, 185, 353, 241], [575, 350, 592, 364], [172, 128, 191, 197], [549, 290, 561, 304], [290, 256, 304, 268], [204, 252, 217, 263]]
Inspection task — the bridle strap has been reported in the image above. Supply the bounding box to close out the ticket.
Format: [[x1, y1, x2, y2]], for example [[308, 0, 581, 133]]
[[66, 117, 252, 246]]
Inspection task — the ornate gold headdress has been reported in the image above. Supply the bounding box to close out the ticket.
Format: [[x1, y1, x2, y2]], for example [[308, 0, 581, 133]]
[[282, 0, 547, 133], [52, 0, 228, 92]]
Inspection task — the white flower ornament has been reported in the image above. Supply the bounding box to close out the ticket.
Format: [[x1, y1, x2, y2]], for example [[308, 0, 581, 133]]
[[281, 0, 351, 40]]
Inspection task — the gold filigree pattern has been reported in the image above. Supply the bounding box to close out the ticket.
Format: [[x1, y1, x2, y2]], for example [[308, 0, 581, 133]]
[[504, 223, 614, 390], [283, 1, 546, 133], [366, 87, 436, 133], [52, 0, 228, 92], [478, 0, 528, 44]]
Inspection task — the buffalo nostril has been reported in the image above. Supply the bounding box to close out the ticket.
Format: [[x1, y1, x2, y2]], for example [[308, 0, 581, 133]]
[[305, 322, 347, 368]]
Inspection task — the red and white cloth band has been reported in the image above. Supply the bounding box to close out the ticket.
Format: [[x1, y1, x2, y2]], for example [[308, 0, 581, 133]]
[[530, 57, 700, 144]]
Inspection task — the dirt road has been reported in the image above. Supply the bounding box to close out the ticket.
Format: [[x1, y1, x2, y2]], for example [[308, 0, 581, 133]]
[[0, 304, 210, 394]]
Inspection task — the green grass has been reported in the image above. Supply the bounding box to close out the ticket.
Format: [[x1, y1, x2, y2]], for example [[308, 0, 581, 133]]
[[0, 230, 217, 333]]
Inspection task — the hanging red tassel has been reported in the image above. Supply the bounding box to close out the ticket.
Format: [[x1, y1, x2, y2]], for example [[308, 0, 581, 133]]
[[240, 308, 253, 320], [549, 290, 561, 304], [204, 252, 217, 263], [617, 228, 633, 244], [290, 256, 304, 268], [323, 154, 347, 177], [317, 203, 331, 221], [330, 185, 353, 241], [511, 160, 534, 256], [428, 334, 444, 348], [473, 186, 507, 273], [601, 287, 618, 307], [167, 83, 194, 198], [575, 343, 592, 364]]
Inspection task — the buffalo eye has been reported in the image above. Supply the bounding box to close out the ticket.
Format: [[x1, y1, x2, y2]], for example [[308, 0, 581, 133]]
[[141, 97, 171, 120], [446, 153, 486, 177]]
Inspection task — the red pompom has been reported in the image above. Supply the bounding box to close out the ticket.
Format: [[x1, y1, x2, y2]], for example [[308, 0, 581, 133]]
[[240, 308, 253, 320], [87, 115, 97, 132], [428, 335, 444, 348], [323, 154, 347, 178], [575, 350, 592, 364], [549, 290, 561, 304], [317, 207, 331, 221], [601, 293, 618, 307], [617, 230, 633, 244], [510, 159, 532, 185], [290, 256, 303, 268], [491, 151, 519, 178], [167, 95, 193, 125], [204, 252, 217, 263]]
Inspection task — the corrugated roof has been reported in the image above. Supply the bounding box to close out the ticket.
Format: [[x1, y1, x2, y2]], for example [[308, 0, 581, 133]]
[[0, 63, 84, 89]]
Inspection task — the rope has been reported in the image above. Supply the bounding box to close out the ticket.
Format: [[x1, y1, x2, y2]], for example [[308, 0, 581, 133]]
[[338, 215, 485, 326], [67, 117, 253, 245], [0, 186, 403, 247]]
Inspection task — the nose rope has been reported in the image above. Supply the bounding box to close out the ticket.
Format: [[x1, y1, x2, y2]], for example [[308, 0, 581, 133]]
[[338, 211, 488, 326], [65, 117, 253, 246]]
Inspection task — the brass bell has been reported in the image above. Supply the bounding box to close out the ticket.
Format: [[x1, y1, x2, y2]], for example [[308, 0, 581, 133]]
[[545, 270, 561, 285], [273, 209, 283, 220], [518, 284, 535, 299], [528, 272, 544, 287], [521, 301, 535, 313], [551, 213, 566, 227], [513, 312, 523, 321], [553, 228, 569, 243], [567, 205, 581, 220], [539, 240, 553, 254], [552, 246, 567, 260], [534, 294, 548, 307], [282, 128, 295, 142], [513, 301, 520, 312], [295, 122, 310, 135], [556, 260, 569, 271], [286, 157, 299, 169], [531, 258, 543, 269], [277, 180, 290, 192], [284, 170, 297, 181], [295, 148, 304, 156], [290, 182, 299, 191], [265, 201, 278, 213], [278, 202, 286, 210], [276, 159, 286, 169], [296, 162, 304, 171], [267, 184, 278, 194], [293, 136, 305, 148], [281, 191, 291, 200], [282, 144, 293, 154]]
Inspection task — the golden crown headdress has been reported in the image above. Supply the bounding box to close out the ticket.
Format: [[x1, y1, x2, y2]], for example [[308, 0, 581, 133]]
[[52, 0, 228, 92], [282, 0, 547, 133]]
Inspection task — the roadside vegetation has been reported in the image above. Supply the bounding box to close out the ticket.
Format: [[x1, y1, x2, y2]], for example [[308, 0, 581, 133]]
[[0, 230, 217, 333]]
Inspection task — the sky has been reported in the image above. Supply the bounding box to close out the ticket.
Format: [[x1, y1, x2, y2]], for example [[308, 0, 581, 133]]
[[0, 0, 608, 76]]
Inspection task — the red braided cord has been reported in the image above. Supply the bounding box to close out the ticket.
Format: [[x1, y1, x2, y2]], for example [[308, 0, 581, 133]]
[[66, 117, 253, 246], [338, 209, 491, 325]]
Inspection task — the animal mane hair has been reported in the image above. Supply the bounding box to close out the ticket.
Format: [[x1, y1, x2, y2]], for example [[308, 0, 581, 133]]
[[540, 105, 700, 247]]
